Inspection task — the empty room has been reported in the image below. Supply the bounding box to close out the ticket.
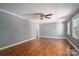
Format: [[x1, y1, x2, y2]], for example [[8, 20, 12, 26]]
[[0, 3, 79, 56]]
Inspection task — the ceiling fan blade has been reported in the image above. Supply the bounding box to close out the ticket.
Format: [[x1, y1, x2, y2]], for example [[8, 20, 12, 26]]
[[45, 16, 51, 19], [24, 13, 43, 15], [33, 13, 43, 15], [40, 15, 43, 20], [45, 14, 53, 16]]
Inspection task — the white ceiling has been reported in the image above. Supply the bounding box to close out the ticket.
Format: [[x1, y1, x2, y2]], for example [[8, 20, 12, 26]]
[[0, 3, 79, 23]]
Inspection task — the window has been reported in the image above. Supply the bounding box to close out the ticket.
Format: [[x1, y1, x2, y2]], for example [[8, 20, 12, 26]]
[[72, 14, 79, 39]]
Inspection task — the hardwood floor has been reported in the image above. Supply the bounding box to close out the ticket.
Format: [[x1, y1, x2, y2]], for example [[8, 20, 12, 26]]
[[0, 37, 72, 56]]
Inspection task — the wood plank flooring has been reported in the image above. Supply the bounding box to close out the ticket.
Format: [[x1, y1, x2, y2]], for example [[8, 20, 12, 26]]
[[0, 37, 72, 56]]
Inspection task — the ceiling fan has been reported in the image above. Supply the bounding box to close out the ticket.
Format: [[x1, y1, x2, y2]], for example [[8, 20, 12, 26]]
[[24, 13, 53, 20]]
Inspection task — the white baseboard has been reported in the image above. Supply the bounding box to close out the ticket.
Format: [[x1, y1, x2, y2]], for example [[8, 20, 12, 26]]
[[0, 37, 36, 51], [39, 36, 66, 39], [66, 38, 79, 52]]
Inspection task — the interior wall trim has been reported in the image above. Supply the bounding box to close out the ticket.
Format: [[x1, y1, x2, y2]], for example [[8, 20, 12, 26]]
[[0, 9, 33, 22], [0, 37, 36, 51], [39, 35, 66, 39]]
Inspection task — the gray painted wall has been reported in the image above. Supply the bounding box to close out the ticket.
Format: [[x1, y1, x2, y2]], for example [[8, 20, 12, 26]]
[[0, 11, 36, 48], [39, 22, 66, 37]]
